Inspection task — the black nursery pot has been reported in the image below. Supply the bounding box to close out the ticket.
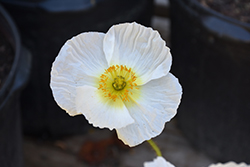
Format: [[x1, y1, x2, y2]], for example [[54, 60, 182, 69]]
[[170, 0, 250, 163], [0, 4, 31, 167], [1, 0, 154, 138]]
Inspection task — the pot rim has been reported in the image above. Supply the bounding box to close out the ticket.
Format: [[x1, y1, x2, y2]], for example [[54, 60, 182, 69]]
[[0, 4, 21, 104], [0, 0, 105, 12], [181, 0, 250, 29]]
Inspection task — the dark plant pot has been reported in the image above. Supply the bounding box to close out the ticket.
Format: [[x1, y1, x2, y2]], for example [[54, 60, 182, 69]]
[[170, 0, 250, 163], [1, 0, 154, 138], [0, 4, 31, 167]]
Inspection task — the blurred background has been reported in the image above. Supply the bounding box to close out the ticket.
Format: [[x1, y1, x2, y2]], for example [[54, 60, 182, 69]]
[[0, 0, 249, 166]]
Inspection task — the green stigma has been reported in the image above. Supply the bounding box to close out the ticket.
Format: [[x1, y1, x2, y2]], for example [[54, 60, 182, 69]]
[[112, 76, 126, 91]]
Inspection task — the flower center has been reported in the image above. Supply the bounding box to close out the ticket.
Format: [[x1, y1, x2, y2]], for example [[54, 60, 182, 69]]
[[98, 65, 138, 102], [112, 76, 126, 91]]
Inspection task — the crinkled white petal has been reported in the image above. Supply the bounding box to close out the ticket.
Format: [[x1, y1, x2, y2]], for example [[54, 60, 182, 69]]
[[75, 85, 134, 130], [116, 73, 182, 146], [144, 157, 175, 167], [50, 32, 108, 116], [209, 162, 250, 167], [103, 22, 172, 85]]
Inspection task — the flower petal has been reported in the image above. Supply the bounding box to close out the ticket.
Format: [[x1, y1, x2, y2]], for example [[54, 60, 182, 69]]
[[50, 32, 108, 116], [116, 73, 182, 146], [144, 157, 175, 167], [103, 22, 172, 85], [209, 162, 250, 167], [75, 85, 134, 130]]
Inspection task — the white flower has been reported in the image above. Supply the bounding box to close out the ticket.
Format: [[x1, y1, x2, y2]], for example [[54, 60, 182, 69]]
[[209, 162, 250, 167], [144, 156, 175, 167], [50, 22, 182, 147]]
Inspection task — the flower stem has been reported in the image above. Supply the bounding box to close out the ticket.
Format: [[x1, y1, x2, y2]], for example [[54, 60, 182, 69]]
[[147, 139, 162, 156]]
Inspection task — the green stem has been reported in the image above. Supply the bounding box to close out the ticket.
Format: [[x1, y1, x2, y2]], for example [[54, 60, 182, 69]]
[[147, 139, 162, 157]]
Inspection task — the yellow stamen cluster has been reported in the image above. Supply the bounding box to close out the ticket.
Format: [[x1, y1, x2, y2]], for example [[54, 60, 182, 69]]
[[98, 65, 138, 102]]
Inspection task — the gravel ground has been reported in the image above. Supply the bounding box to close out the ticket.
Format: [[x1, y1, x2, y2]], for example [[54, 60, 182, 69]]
[[23, 120, 215, 167]]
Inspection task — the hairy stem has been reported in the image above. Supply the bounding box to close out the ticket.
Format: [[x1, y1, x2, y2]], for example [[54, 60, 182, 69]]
[[147, 139, 162, 156]]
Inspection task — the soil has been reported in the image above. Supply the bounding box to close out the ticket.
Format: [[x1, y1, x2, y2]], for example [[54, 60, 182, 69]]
[[197, 0, 250, 23], [0, 30, 14, 90]]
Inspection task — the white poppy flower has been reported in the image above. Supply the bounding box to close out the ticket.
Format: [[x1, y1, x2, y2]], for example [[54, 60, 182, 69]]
[[50, 22, 182, 147], [144, 156, 175, 167], [209, 162, 250, 167]]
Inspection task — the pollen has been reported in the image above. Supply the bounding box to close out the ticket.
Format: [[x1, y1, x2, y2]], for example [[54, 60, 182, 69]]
[[98, 65, 139, 102]]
